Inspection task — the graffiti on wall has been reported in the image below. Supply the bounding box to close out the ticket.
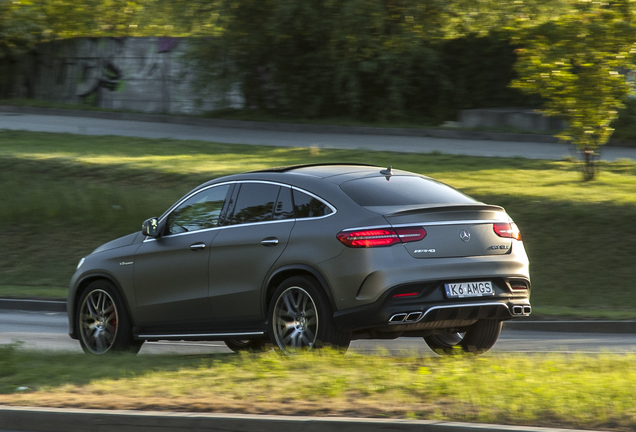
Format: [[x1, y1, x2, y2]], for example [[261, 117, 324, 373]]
[[74, 38, 125, 105], [14, 37, 239, 114]]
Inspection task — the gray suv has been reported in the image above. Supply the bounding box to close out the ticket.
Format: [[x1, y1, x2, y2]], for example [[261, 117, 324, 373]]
[[68, 164, 531, 355]]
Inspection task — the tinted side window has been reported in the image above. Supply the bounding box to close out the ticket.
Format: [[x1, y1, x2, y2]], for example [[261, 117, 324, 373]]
[[228, 183, 280, 225], [274, 187, 294, 220], [293, 189, 333, 218], [167, 184, 231, 234]]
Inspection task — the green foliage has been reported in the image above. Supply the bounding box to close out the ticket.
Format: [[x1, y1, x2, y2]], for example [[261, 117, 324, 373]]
[[611, 97, 636, 142], [184, 0, 568, 121], [512, 0, 636, 179], [0, 0, 583, 120], [0, 0, 44, 96], [437, 32, 540, 113], [0, 1, 43, 58]]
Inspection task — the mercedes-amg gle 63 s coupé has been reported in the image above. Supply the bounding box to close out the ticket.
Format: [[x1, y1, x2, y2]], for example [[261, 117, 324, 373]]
[[68, 164, 531, 355]]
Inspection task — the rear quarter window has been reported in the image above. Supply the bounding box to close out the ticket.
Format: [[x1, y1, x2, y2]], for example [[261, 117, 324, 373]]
[[293, 189, 333, 218], [340, 176, 476, 206]]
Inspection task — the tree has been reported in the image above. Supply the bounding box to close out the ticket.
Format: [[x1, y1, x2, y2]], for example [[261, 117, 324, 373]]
[[0, 1, 43, 57], [512, 0, 636, 180], [0, 0, 46, 97], [0, 0, 152, 96]]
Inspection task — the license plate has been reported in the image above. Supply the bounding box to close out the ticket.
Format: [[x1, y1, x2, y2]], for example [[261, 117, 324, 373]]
[[444, 281, 494, 298]]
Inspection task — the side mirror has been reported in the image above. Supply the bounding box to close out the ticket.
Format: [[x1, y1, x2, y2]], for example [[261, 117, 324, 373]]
[[141, 217, 160, 238]]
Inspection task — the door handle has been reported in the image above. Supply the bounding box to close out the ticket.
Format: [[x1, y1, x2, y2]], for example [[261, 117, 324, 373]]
[[190, 242, 206, 251], [261, 238, 279, 246]]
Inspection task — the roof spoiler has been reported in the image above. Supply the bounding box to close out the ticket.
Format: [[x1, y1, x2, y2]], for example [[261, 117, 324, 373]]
[[250, 163, 379, 173], [386, 204, 504, 217]]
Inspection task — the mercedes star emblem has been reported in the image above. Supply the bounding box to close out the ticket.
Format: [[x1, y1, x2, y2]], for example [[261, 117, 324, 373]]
[[459, 229, 471, 242]]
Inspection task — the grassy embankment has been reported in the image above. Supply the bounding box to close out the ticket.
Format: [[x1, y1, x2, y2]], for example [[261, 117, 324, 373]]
[[1, 130, 636, 318], [1, 345, 636, 431]]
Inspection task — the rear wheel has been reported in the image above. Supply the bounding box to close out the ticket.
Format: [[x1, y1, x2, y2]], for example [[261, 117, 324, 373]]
[[76, 280, 142, 355], [224, 338, 268, 353], [424, 319, 502, 355], [268, 276, 350, 355]]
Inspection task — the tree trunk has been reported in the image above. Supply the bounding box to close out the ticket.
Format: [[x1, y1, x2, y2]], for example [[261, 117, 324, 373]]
[[582, 147, 596, 181]]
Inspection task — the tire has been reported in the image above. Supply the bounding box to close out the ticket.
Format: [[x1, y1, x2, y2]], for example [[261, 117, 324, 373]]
[[268, 276, 350, 355], [424, 319, 502, 355], [224, 338, 268, 353], [76, 280, 142, 355]]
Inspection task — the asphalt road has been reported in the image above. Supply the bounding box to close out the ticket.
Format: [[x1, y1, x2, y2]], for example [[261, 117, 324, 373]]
[[2, 110, 636, 161], [3, 309, 636, 356]]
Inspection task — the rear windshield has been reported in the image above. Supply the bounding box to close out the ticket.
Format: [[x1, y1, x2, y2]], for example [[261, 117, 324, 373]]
[[340, 176, 477, 207]]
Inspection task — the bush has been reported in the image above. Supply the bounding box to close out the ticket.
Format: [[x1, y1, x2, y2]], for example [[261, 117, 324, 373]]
[[612, 98, 636, 142], [185, 0, 540, 123]]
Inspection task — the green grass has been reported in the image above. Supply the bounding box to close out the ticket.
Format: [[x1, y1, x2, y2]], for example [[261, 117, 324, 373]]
[[1, 345, 635, 430], [0, 286, 67, 300], [1, 130, 636, 318]]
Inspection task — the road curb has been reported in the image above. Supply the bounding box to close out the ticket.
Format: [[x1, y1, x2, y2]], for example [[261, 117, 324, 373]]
[[503, 320, 636, 334], [0, 105, 562, 143], [0, 406, 602, 432], [0, 298, 66, 313]]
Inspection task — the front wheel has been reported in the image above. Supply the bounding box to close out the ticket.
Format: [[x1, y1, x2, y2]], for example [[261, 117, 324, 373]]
[[424, 319, 502, 355], [76, 280, 142, 355], [268, 276, 350, 355]]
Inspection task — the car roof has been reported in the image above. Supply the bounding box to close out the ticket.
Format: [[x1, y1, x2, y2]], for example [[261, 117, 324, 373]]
[[251, 163, 415, 182]]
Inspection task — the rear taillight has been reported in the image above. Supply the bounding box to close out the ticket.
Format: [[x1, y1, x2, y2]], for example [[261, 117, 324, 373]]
[[336, 229, 399, 247], [337, 227, 426, 248], [395, 227, 427, 242], [493, 223, 522, 241]]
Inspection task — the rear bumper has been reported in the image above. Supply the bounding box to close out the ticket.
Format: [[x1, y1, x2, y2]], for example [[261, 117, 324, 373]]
[[333, 277, 531, 333]]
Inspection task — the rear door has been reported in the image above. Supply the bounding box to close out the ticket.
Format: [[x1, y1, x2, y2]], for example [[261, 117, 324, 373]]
[[208, 182, 295, 322]]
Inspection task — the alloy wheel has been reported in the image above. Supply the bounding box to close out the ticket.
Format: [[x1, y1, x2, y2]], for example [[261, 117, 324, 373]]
[[79, 289, 119, 354], [272, 286, 318, 354]]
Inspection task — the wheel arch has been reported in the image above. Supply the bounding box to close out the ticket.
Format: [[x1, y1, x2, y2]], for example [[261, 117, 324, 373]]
[[69, 273, 135, 340], [263, 265, 337, 316]]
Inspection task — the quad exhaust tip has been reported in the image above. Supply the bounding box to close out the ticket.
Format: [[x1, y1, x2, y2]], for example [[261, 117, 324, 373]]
[[389, 312, 423, 324], [510, 305, 532, 316], [389, 313, 408, 323], [406, 312, 423, 322]]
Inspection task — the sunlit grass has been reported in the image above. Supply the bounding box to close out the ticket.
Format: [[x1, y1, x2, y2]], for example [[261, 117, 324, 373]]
[[1, 130, 636, 317], [0, 345, 635, 430], [5, 132, 635, 206], [431, 163, 636, 206], [0, 286, 67, 299]]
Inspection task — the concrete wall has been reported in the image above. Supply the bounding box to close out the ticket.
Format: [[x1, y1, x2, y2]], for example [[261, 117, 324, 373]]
[[459, 108, 565, 132], [12, 37, 243, 115]]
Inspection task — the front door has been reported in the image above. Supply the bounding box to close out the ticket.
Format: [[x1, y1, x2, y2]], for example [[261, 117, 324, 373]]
[[133, 183, 232, 329]]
